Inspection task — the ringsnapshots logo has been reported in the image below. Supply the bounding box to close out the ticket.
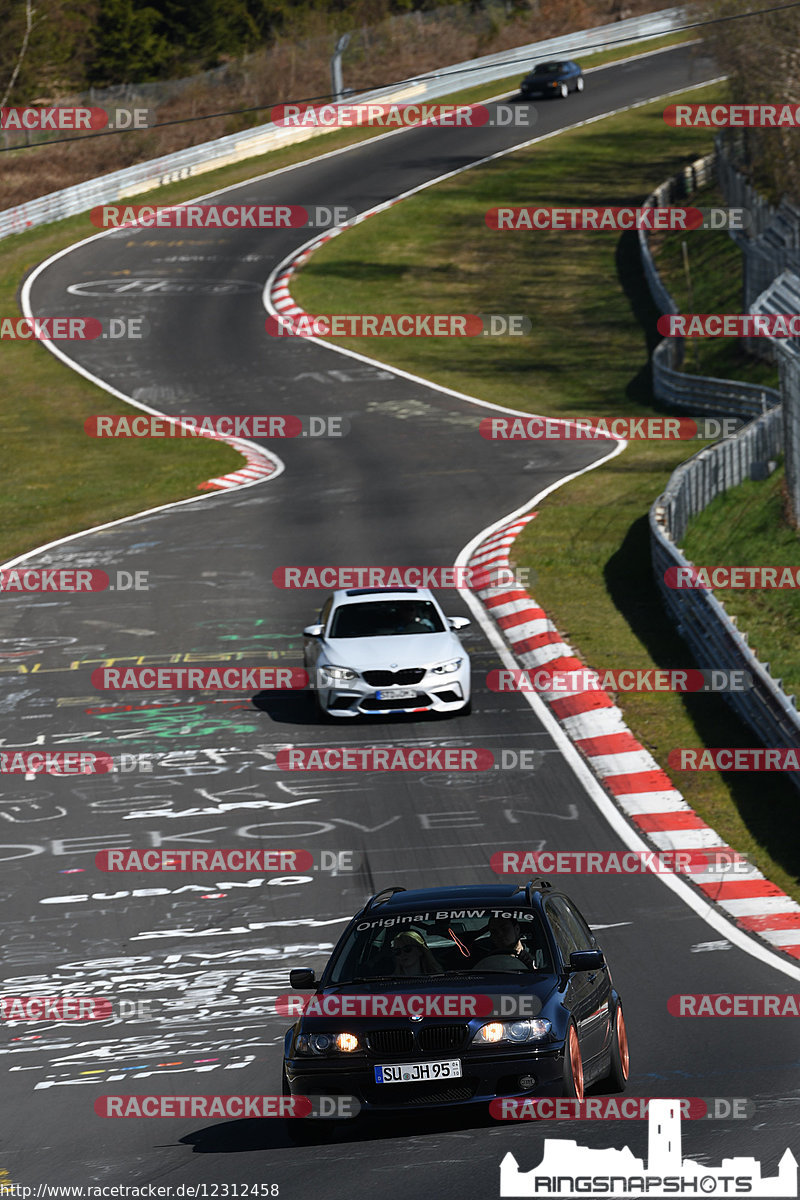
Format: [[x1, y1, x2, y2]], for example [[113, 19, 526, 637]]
[[272, 564, 532, 588], [270, 101, 536, 130], [84, 415, 347, 438], [91, 204, 355, 230], [487, 668, 753, 694], [0, 106, 152, 132], [0, 316, 149, 340], [486, 206, 750, 231], [479, 416, 742, 440], [498, 1098, 797, 1198], [265, 313, 530, 337]]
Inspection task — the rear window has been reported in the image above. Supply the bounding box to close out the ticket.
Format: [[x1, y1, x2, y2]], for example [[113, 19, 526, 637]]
[[327, 907, 553, 982], [534, 62, 564, 74]]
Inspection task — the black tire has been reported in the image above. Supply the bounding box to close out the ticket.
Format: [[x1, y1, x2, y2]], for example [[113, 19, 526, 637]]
[[602, 1003, 630, 1093], [576, 76, 584, 92], [313, 689, 331, 722], [458, 696, 472, 716], [284, 1073, 319, 1143], [561, 1022, 584, 1100], [559, 82, 568, 98]]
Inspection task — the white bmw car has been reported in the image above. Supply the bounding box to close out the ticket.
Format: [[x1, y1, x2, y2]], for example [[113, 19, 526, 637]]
[[303, 587, 471, 718]]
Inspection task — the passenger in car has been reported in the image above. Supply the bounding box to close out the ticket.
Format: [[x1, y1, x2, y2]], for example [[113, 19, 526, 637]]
[[391, 930, 444, 975]]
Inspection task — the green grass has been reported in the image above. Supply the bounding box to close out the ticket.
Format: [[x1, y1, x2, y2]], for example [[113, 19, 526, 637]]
[[290, 83, 800, 902], [0, 27, 700, 566], [650, 183, 779, 389], [0, 220, 242, 563], [681, 464, 800, 703], [578, 28, 700, 69]]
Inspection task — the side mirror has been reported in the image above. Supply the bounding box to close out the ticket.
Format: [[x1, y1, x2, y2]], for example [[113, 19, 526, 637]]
[[567, 950, 605, 973], [303, 624, 324, 638], [290, 968, 317, 989], [447, 616, 470, 631]]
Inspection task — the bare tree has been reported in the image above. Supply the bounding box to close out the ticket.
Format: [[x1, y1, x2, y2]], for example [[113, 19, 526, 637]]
[[1, 0, 36, 108]]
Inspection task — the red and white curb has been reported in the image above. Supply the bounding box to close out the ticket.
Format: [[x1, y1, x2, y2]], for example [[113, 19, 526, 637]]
[[196, 433, 276, 491], [468, 515, 800, 963], [263, 114, 800, 966], [268, 201, 405, 322]]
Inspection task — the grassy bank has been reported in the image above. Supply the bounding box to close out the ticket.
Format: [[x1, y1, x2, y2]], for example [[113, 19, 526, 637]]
[[290, 82, 800, 900], [0, 31, 699, 566]]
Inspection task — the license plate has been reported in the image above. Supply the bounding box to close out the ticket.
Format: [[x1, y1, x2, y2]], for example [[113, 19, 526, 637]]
[[375, 1059, 462, 1084], [375, 688, 417, 700]]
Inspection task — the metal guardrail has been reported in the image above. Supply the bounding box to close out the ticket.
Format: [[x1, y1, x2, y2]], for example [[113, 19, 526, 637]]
[[641, 162, 800, 767], [750, 269, 800, 526], [639, 152, 782, 418], [652, 338, 777, 418], [0, 7, 685, 241]]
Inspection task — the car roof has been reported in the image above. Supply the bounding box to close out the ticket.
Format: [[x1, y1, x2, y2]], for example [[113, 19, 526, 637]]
[[330, 586, 437, 604], [359, 882, 554, 915]]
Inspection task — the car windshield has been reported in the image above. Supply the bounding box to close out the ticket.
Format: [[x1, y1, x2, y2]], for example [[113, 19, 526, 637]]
[[534, 62, 564, 73], [327, 907, 554, 982], [328, 600, 446, 638]]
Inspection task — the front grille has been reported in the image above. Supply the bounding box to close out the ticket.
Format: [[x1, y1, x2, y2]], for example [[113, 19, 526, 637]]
[[362, 669, 426, 686], [406, 1085, 475, 1105], [367, 1029, 414, 1056], [360, 694, 431, 711], [367, 1080, 478, 1107], [418, 1025, 468, 1054]]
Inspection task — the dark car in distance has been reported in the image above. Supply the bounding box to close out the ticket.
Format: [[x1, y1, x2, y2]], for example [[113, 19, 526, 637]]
[[520, 60, 584, 98], [282, 880, 629, 1117]]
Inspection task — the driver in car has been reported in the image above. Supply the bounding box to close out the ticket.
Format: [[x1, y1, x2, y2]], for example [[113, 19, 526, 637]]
[[469, 915, 536, 969]]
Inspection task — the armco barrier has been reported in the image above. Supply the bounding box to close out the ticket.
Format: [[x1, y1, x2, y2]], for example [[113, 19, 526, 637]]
[[0, 7, 685, 241], [641, 162, 800, 773], [640, 152, 781, 419], [750, 269, 800, 526]]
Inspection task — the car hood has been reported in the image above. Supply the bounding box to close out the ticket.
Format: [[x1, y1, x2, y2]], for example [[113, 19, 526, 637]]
[[322, 632, 463, 671]]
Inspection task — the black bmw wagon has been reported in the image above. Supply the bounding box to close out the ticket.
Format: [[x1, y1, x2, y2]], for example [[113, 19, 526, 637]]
[[282, 881, 629, 1114]]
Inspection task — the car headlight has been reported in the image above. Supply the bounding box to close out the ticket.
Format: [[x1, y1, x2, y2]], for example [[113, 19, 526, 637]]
[[471, 1019, 551, 1046], [295, 1031, 363, 1055], [431, 658, 462, 675], [318, 664, 359, 685]]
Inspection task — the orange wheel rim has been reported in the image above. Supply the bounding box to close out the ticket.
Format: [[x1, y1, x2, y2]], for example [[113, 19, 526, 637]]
[[569, 1026, 584, 1101], [617, 1008, 630, 1080]]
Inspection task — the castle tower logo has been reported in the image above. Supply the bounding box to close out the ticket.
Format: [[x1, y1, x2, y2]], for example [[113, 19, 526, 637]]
[[500, 1099, 797, 1197]]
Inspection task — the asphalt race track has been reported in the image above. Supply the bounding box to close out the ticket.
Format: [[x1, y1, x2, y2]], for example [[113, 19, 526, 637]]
[[4, 40, 799, 1198]]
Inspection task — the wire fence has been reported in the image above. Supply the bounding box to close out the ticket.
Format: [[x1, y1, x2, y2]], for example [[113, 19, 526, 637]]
[[641, 157, 800, 770], [715, 132, 800, 520], [0, 6, 684, 240]]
